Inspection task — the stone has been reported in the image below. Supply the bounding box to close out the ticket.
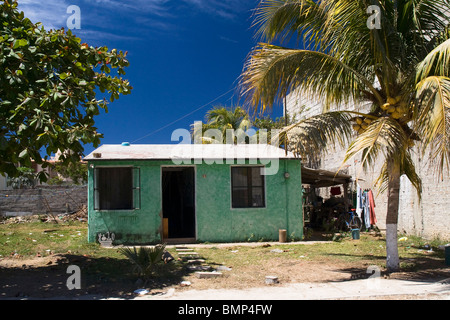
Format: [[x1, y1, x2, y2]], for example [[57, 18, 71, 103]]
[[215, 265, 232, 271], [162, 251, 174, 263], [187, 259, 206, 264], [177, 252, 199, 256], [178, 252, 200, 259], [270, 249, 283, 253], [265, 276, 279, 285], [180, 281, 191, 287], [187, 265, 212, 271], [134, 289, 149, 296]]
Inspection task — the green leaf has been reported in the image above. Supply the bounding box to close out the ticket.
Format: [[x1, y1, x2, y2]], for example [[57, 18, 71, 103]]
[[19, 149, 29, 159], [13, 39, 28, 48], [59, 72, 69, 80]]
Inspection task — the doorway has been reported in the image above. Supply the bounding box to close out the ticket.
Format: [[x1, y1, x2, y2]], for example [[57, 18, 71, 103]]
[[162, 167, 196, 242]]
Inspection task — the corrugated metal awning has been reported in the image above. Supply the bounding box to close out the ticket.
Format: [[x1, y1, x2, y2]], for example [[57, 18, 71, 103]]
[[301, 166, 352, 188]]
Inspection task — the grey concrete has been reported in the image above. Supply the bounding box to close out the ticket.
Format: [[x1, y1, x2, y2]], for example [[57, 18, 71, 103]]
[[133, 278, 450, 300]]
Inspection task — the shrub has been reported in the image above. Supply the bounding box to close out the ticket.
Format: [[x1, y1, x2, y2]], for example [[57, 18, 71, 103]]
[[119, 244, 166, 280]]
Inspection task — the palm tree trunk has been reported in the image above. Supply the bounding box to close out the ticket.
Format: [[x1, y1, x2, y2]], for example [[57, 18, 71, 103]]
[[386, 163, 401, 272]]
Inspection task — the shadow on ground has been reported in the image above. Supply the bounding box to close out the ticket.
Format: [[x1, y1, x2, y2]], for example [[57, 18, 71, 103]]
[[0, 253, 196, 299], [327, 252, 450, 283]]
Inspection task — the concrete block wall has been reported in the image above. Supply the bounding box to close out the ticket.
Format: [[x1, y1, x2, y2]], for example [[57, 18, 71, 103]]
[[287, 89, 450, 239], [0, 186, 87, 217]]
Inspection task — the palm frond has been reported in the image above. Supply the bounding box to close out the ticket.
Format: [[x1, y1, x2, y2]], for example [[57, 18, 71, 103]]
[[119, 244, 166, 279], [415, 75, 450, 176], [253, 0, 326, 47], [344, 116, 408, 174], [416, 38, 450, 81], [278, 111, 353, 159], [374, 152, 422, 200], [239, 44, 382, 113]]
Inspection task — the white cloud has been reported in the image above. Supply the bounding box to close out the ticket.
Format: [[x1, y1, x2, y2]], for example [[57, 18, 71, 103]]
[[17, 0, 70, 30], [180, 0, 250, 20], [15, 0, 253, 44]]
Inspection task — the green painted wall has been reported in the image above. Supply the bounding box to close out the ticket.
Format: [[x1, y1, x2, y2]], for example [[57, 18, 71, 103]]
[[87, 159, 303, 244]]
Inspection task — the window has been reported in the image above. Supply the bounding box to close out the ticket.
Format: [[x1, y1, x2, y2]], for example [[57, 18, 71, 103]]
[[231, 166, 265, 208], [94, 167, 140, 211]]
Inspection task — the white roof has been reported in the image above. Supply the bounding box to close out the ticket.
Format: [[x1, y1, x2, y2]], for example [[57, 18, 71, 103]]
[[84, 144, 297, 161]]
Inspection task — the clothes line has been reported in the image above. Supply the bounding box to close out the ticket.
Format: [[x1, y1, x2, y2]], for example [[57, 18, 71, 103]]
[[356, 184, 377, 230]]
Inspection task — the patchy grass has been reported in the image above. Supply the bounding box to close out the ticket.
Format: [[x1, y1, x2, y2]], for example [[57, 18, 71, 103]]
[[0, 221, 94, 258], [0, 220, 448, 298]]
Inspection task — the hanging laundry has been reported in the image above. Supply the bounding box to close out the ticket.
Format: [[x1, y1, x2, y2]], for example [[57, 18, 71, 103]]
[[356, 184, 363, 217], [362, 191, 370, 229], [330, 186, 341, 196], [368, 190, 377, 225]]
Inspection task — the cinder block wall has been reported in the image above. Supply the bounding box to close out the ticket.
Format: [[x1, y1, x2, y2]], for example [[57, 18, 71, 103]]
[[0, 186, 87, 217], [287, 90, 450, 240]]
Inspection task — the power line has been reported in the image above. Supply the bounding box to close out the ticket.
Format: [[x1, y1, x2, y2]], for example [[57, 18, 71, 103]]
[[131, 88, 235, 143]]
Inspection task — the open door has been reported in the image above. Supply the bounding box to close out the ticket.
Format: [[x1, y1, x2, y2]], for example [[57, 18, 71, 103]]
[[162, 167, 196, 243]]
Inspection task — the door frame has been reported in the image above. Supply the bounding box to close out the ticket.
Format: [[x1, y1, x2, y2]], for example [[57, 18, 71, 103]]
[[160, 165, 197, 243]]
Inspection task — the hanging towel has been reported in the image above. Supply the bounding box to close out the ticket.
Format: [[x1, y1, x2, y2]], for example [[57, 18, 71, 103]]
[[368, 190, 377, 225], [330, 186, 341, 196], [363, 191, 370, 228], [356, 184, 362, 217]]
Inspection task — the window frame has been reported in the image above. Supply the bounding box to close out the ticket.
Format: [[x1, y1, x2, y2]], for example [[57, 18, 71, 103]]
[[230, 165, 266, 209], [93, 166, 141, 211]]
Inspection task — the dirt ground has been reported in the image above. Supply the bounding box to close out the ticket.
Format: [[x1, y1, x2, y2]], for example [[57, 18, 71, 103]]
[[1, 244, 449, 300]]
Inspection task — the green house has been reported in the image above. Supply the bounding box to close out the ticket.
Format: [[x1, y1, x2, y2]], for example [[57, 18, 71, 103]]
[[84, 144, 303, 244]]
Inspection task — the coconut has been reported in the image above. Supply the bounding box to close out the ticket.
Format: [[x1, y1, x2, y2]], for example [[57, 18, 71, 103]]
[[387, 97, 397, 105], [387, 106, 396, 113], [391, 111, 402, 119], [381, 103, 390, 111]]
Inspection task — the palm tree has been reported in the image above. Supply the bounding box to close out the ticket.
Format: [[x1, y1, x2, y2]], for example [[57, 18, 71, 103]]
[[192, 106, 252, 144], [239, 0, 450, 272]]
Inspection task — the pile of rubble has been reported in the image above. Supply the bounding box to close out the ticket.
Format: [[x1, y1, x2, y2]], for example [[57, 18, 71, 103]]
[[60, 205, 88, 222], [0, 205, 87, 224]]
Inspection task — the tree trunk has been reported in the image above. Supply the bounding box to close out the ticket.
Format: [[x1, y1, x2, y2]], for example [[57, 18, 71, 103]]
[[386, 166, 401, 272]]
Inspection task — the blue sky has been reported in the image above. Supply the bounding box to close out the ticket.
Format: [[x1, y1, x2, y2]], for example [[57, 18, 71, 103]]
[[17, 0, 284, 155]]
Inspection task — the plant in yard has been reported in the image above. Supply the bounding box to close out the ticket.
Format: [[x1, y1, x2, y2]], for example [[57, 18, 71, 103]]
[[119, 244, 167, 280], [239, 0, 450, 272]]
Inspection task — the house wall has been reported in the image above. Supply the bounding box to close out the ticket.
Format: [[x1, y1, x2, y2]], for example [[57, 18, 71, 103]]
[[87, 159, 303, 244], [0, 175, 8, 190]]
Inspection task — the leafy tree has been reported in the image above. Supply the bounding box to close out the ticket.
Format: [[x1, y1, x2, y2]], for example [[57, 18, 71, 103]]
[[239, 0, 450, 272], [51, 160, 88, 185], [7, 166, 36, 189], [0, 1, 132, 181]]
